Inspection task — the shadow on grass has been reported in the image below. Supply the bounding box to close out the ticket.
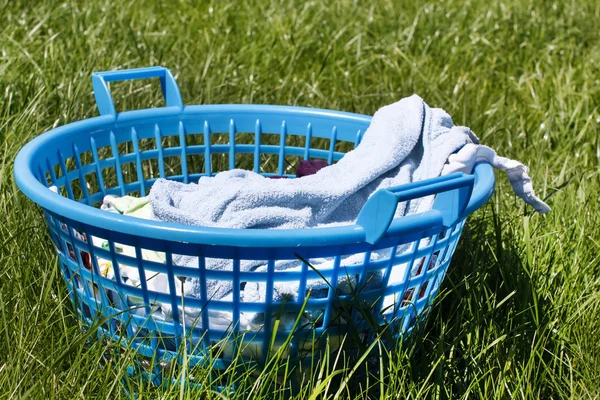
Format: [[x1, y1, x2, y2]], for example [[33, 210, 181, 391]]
[[398, 208, 559, 397]]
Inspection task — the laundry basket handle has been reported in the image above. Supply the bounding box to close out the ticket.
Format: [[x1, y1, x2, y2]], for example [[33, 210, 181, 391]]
[[357, 173, 475, 244], [92, 66, 183, 117]]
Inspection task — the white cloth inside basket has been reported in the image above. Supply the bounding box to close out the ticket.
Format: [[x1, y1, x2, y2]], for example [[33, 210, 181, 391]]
[[90, 233, 364, 333]]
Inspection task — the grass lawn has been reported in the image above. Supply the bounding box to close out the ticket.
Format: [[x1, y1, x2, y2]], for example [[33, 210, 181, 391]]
[[1, 0, 599, 398]]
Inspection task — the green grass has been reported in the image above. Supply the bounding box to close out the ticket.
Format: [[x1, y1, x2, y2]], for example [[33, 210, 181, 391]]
[[1, 0, 600, 398]]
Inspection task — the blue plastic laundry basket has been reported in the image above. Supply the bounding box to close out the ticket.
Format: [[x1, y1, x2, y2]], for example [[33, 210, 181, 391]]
[[14, 67, 495, 381]]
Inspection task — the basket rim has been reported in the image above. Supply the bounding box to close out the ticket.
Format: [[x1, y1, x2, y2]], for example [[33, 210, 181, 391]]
[[14, 104, 495, 248]]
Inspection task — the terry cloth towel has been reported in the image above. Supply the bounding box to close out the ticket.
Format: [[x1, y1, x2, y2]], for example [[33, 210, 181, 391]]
[[148, 94, 549, 307], [150, 95, 479, 229]]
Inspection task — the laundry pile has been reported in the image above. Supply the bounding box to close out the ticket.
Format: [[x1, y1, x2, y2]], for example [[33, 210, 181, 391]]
[[56, 95, 550, 332]]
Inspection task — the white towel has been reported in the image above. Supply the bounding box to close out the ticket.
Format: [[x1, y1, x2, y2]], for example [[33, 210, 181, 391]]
[[149, 95, 478, 229]]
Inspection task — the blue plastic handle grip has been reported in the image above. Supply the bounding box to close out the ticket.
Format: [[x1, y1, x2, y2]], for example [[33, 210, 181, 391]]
[[357, 173, 475, 244], [91, 66, 183, 117]]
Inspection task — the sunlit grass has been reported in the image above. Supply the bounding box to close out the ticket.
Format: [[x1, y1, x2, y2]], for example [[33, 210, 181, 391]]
[[1, 0, 599, 398]]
